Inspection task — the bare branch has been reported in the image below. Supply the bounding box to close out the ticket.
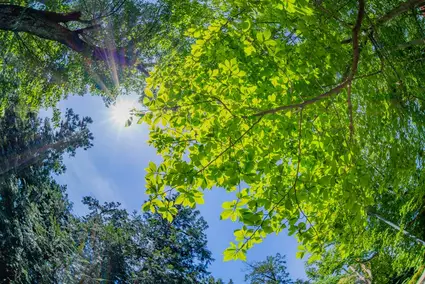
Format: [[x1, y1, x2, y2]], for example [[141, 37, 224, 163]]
[[90, 0, 127, 23]]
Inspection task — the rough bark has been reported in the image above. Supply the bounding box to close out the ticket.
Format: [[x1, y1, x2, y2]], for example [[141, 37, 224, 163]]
[[0, 4, 149, 76]]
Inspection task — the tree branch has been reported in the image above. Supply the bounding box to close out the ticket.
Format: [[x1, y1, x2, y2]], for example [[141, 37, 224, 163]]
[[347, 83, 354, 141], [250, 0, 365, 117], [0, 4, 149, 76], [341, 0, 424, 44], [368, 211, 425, 246], [196, 116, 263, 174], [74, 24, 102, 34], [396, 37, 425, 50], [376, 0, 425, 27]]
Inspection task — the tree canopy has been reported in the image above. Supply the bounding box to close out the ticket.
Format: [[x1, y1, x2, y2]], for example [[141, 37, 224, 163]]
[[139, 0, 425, 279], [0, 101, 93, 282], [244, 253, 293, 284], [3, 0, 425, 282], [0, 0, 206, 111], [73, 196, 214, 283]]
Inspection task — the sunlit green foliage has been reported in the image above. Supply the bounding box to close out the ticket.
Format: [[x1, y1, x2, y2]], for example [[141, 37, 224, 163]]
[[3, 0, 425, 281], [140, 0, 425, 278]]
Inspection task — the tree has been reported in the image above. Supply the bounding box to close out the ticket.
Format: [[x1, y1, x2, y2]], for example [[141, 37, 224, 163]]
[[0, 103, 93, 282], [0, 106, 93, 177], [140, 0, 425, 277], [137, 203, 213, 283], [73, 196, 214, 283], [0, 0, 210, 111], [207, 276, 225, 284], [293, 280, 310, 284], [0, 102, 215, 282], [244, 253, 292, 284], [71, 197, 134, 283]]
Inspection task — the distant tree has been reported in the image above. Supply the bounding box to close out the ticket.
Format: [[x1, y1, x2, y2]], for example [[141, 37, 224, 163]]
[[294, 279, 311, 284], [71, 196, 133, 283], [207, 276, 226, 284], [73, 196, 214, 283], [0, 104, 93, 283], [0, 103, 215, 283], [139, 202, 213, 283], [244, 253, 292, 284], [0, 105, 93, 177]]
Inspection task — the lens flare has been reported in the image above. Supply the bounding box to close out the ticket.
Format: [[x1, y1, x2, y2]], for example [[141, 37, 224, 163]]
[[110, 97, 137, 127]]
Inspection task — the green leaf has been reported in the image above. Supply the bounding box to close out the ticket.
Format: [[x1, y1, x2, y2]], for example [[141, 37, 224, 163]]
[[175, 194, 185, 205], [223, 249, 235, 261], [220, 209, 233, 220], [263, 30, 271, 41], [222, 201, 235, 209], [125, 118, 132, 127], [145, 88, 154, 98], [241, 20, 251, 32], [296, 251, 305, 259], [142, 202, 151, 212], [148, 161, 157, 172]]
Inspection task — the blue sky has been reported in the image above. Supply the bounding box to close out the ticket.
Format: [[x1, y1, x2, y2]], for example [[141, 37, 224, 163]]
[[45, 94, 308, 283]]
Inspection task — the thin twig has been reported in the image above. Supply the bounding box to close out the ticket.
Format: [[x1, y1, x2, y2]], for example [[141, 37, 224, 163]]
[[196, 116, 263, 174], [210, 96, 237, 118], [347, 82, 354, 141], [293, 109, 319, 238]]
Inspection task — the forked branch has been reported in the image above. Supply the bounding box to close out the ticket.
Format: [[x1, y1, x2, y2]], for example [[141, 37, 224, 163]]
[[250, 0, 365, 117]]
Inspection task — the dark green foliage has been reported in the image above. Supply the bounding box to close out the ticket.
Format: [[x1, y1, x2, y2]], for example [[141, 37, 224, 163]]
[[0, 176, 75, 283], [74, 196, 213, 283], [0, 105, 93, 177], [0, 104, 93, 283], [244, 253, 293, 284], [0, 106, 214, 283], [0, 0, 210, 111], [138, 202, 213, 283]]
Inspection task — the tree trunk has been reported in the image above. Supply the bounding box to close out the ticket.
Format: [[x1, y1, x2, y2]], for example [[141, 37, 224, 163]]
[[368, 212, 425, 246], [417, 269, 425, 284], [0, 5, 149, 75]]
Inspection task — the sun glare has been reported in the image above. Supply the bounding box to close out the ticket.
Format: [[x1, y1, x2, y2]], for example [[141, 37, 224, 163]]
[[110, 97, 138, 127]]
